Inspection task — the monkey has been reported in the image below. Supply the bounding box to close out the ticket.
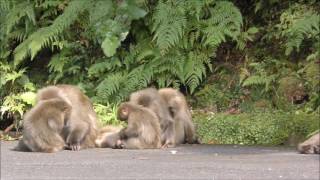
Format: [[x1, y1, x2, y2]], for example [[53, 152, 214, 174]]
[[115, 102, 162, 149], [129, 88, 176, 148], [158, 88, 200, 144], [14, 98, 71, 153], [95, 125, 122, 148], [297, 133, 320, 154], [15, 84, 98, 152]]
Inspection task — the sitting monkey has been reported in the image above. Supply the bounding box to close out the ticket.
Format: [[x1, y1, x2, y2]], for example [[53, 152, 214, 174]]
[[15, 85, 98, 152], [116, 102, 162, 149]]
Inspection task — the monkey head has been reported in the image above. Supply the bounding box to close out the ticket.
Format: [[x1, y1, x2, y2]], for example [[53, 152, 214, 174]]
[[117, 103, 131, 121]]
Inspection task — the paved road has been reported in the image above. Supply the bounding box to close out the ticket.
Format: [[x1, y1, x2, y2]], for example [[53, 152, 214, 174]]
[[1, 141, 319, 180]]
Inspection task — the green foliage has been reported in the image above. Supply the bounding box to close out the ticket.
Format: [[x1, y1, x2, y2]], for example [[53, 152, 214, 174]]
[[13, 0, 87, 65], [241, 62, 277, 93], [202, 1, 242, 48], [194, 84, 233, 111], [0, 60, 36, 120], [93, 103, 120, 126], [275, 4, 320, 56], [1, 0, 319, 141], [94, 0, 243, 102], [195, 111, 320, 145], [152, 0, 187, 52], [1, 0, 146, 66]]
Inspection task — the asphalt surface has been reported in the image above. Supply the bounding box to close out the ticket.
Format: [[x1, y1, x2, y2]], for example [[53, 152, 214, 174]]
[[1, 141, 319, 180]]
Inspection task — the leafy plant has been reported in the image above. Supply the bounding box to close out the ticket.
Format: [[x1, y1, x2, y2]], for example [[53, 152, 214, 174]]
[[93, 103, 120, 126], [195, 110, 319, 145]]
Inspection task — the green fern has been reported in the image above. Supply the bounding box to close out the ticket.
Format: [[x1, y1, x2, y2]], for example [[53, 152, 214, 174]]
[[152, 1, 187, 52], [13, 0, 87, 65], [88, 58, 122, 78], [285, 14, 320, 55], [242, 75, 267, 87], [4, 1, 36, 34], [202, 1, 242, 48], [96, 72, 129, 103], [242, 61, 277, 92]]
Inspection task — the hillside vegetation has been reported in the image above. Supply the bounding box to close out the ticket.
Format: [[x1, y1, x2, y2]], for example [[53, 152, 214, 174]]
[[0, 0, 319, 144]]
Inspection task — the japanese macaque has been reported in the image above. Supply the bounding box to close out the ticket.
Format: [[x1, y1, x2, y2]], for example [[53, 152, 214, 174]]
[[14, 99, 71, 153], [15, 85, 98, 152], [115, 102, 161, 149], [95, 126, 122, 148], [129, 88, 175, 148], [158, 88, 199, 144], [297, 133, 320, 154]]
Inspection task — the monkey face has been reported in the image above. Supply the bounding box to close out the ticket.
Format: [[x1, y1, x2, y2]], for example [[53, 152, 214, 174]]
[[117, 103, 131, 121], [117, 107, 129, 121]]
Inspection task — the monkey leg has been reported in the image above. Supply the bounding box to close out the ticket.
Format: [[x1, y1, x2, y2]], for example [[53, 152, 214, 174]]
[[65, 120, 89, 151], [161, 121, 176, 148], [183, 119, 197, 144], [13, 140, 32, 152]]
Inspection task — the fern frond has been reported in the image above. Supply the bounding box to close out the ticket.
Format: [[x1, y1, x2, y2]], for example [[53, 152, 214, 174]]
[[152, 1, 187, 52], [203, 1, 242, 47], [242, 75, 266, 87], [88, 58, 122, 78], [96, 72, 127, 103], [4, 1, 36, 34], [13, 0, 87, 65], [0, 0, 10, 11], [285, 14, 320, 55]]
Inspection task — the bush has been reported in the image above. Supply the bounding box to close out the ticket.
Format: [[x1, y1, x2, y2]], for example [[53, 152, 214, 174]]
[[194, 110, 319, 145]]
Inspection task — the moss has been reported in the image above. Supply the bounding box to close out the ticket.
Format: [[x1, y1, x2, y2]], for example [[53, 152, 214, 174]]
[[194, 111, 320, 145]]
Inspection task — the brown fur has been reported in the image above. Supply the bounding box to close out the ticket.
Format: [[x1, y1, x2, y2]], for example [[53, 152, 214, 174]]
[[130, 88, 175, 148], [116, 102, 161, 149], [95, 126, 122, 148], [14, 99, 71, 153], [297, 133, 320, 154], [15, 84, 98, 152], [159, 88, 199, 144]]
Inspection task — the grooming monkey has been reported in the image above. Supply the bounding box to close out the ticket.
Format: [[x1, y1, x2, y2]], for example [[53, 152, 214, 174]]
[[115, 102, 162, 149], [159, 88, 199, 144], [15, 85, 98, 152], [297, 133, 320, 154], [15, 99, 71, 153], [129, 88, 176, 148]]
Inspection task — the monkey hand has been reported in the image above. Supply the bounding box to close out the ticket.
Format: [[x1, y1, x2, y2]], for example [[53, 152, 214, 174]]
[[161, 142, 175, 149], [115, 139, 125, 149], [66, 142, 81, 151]]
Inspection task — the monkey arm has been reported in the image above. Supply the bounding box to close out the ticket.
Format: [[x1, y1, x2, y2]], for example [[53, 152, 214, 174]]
[[161, 119, 176, 148], [65, 120, 90, 151], [183, 120, 196, 143], [119, 124, 139, 140]]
